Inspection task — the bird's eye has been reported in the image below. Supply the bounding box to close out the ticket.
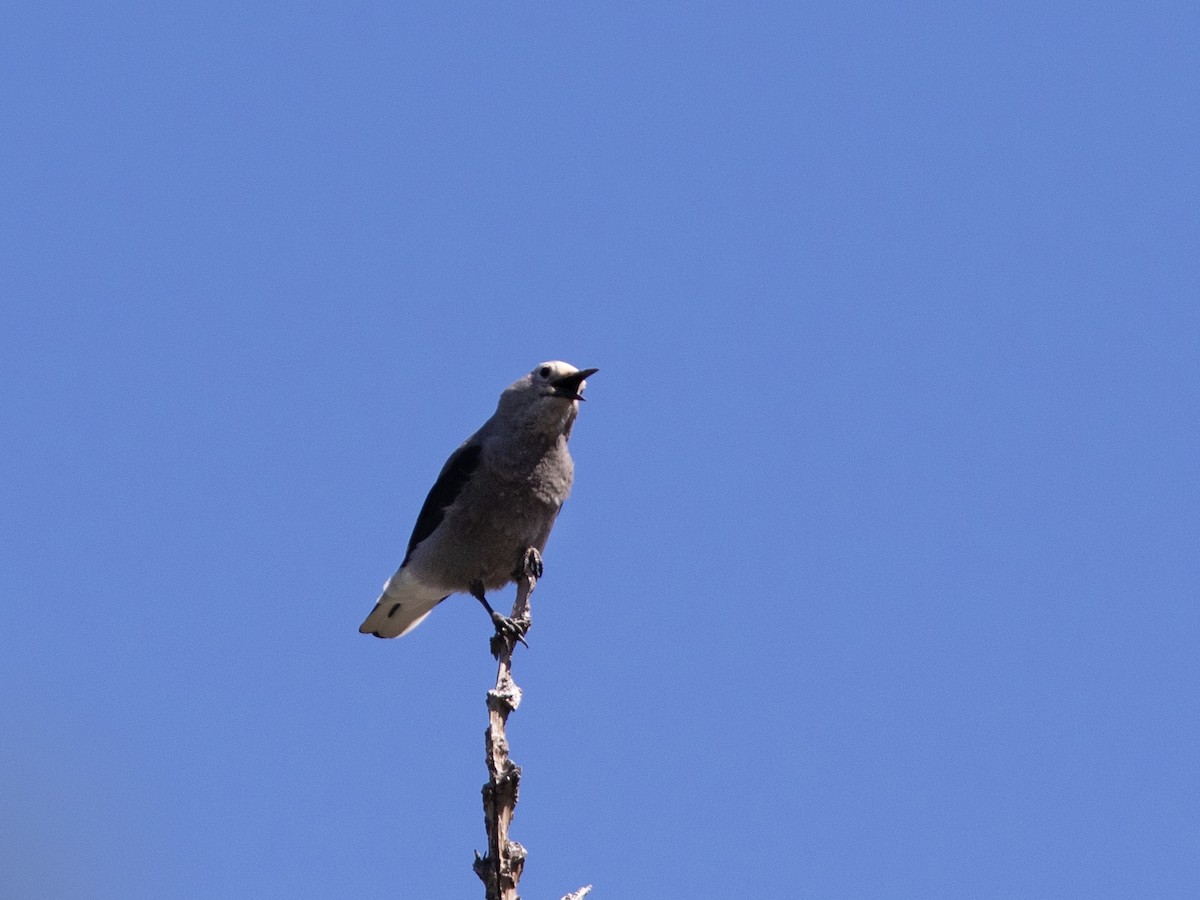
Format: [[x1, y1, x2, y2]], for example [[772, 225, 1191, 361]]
[[538, 366, 551, 379]]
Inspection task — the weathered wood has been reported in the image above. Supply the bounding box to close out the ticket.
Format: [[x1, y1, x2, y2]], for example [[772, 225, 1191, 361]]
[[473, 554, 536, 900]]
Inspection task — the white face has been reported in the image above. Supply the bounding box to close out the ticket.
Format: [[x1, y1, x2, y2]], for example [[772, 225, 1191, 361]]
[[528, 360, 596, 403], [531, 360, 580, 384]]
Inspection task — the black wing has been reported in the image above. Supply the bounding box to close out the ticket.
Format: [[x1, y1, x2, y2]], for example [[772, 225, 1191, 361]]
[[401, 442, 482, 567]]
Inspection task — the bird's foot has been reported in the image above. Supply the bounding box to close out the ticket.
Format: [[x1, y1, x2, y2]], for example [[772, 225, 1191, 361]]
[[514, 547, 543, 581], [472, 578, 530, 657], [489, 610, 529, 659], [490, 611, 529, 651]]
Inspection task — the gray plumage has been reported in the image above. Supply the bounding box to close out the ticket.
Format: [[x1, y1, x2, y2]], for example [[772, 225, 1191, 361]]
[[359, 360, 598, 639]]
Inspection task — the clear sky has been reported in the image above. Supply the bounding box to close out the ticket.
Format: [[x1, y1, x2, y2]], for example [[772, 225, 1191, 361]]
[[2, 3, 1197, 898]]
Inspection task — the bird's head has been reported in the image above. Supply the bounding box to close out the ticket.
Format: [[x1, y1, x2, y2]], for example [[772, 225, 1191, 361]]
[[496, 362, 598, 437], [529, 360, 599, 402]]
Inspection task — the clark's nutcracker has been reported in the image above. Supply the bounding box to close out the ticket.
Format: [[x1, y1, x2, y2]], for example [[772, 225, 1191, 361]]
[[359, 361, 598, 640]]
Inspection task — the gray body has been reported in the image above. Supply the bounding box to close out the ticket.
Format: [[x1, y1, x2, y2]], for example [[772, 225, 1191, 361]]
[[359, 361, 596, 639]]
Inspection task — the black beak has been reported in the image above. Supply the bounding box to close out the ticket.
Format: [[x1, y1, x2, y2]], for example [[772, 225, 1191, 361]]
[[550, 367, 599, 401]]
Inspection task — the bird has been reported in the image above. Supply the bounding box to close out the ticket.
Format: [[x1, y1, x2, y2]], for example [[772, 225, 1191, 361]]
[[359, 361, 598, 641]]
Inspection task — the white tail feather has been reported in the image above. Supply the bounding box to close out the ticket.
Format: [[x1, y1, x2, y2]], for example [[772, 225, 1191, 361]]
[[358, 568, 447, 639]]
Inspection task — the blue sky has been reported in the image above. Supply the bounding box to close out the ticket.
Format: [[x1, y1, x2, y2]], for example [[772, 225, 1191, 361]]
[[2, 2, 1197, 897]]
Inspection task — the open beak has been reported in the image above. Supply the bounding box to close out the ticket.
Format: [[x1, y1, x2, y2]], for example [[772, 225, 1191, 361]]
[[550, 367, 599, 401]]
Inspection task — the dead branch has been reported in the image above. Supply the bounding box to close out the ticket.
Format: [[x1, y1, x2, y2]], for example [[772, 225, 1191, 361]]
[[473, 555, 536, 900]]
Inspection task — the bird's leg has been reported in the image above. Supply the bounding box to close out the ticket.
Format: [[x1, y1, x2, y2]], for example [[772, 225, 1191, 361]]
[[470, 578, 529, 653]]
